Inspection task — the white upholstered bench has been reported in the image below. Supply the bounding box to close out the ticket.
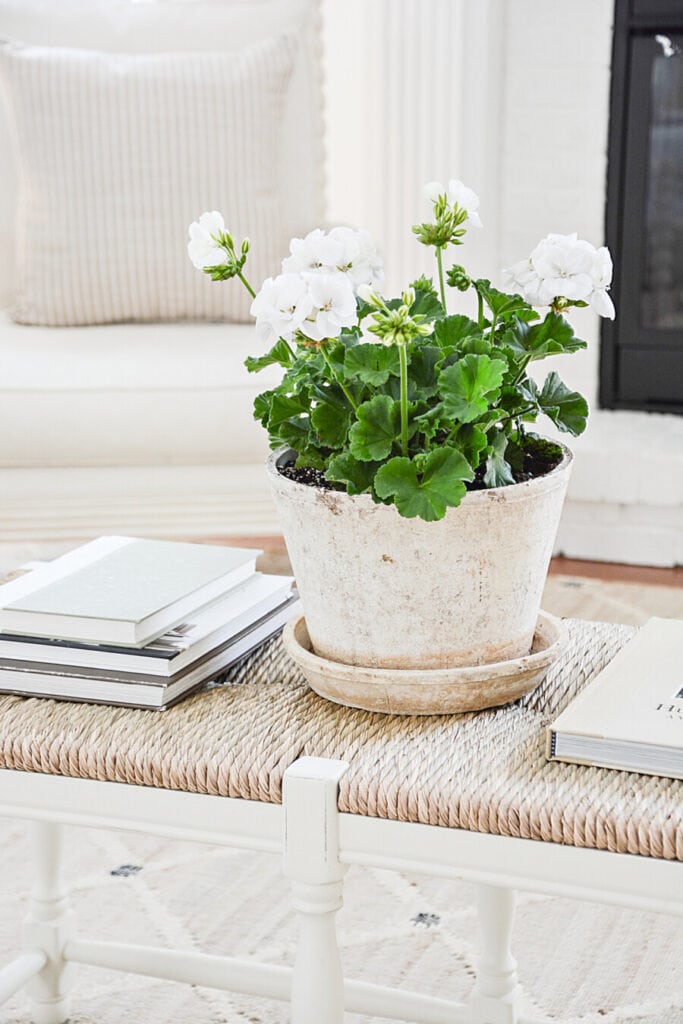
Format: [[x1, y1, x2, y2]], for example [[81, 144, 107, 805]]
[[0, 618, 680, 1024]]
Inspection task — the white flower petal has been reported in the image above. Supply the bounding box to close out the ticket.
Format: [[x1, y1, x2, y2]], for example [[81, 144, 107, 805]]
[[590, 288, 616, 319], [424, 181, 445, 203]]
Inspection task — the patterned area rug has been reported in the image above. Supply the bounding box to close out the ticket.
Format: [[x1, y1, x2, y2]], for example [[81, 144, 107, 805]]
[[0, 819, 681, 1024]]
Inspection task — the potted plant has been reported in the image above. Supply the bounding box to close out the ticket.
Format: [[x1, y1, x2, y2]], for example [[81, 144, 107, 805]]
[[188, 183, 615, 673]]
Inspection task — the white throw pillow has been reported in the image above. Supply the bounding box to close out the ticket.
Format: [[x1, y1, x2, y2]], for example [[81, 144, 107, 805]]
[[0, 35, 297, 325]]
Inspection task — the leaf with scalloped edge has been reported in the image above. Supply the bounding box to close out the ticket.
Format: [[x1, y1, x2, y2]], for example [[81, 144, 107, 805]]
[[374, 447, 473, 521], [437, 354, 507, 423], [348, 395, 401, 461], [538, 371, 588, 436]]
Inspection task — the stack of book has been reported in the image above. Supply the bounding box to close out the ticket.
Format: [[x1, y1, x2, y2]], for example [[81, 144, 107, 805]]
[[0, 536, 299, 710]]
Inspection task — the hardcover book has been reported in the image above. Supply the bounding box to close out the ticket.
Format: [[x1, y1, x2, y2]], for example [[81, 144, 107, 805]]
[[0, 572, 293, 676], [547, 617, 683, 779], [0, 536, 258, 646], [0, 594, 301, 709]]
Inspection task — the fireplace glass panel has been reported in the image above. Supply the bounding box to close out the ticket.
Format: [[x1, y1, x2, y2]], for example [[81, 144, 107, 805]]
[[642, 35, 683, 330]]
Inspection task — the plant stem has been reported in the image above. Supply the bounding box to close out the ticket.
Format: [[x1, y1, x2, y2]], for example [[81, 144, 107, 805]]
[[511, 354, 532, 386], [477, 290, 484, 328], [498, 403, 536, 425], [436, 247, 447, 312], [237, 270, 256, 299], [320, 345, 358, 412], [399, 343, 409, 456]]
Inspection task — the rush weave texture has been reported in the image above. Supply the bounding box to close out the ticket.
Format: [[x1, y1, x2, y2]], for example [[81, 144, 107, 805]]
[[0, 619, 680, 861]]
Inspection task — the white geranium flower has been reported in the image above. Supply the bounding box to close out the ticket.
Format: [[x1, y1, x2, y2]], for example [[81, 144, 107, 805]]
[[188, 211, 228, 269], [282, 229, 342, 276], [423, 178, 482, 228], [530, 233, 595, 303], [504, 234, 616, 318], [299, 273, 357, 342], [283, 226, 384, 294], [328, 226, 385, 289], [503, 258, 546, 305], [250, 273, 313, 344]]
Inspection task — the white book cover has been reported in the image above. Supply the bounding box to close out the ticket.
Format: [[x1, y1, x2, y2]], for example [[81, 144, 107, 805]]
[[0, 537, 258, 646], [547, 617, 683, 778]]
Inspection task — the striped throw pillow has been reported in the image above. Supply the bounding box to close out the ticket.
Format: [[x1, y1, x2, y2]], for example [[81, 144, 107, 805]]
[[0, 35, 296, 325]]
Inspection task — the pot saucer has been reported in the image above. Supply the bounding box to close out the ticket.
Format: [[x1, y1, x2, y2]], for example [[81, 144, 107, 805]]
[[282, 612, 567, 716]]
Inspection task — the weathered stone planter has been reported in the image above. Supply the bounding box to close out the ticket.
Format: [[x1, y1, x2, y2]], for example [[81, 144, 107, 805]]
[[267, 444, 572, 670]]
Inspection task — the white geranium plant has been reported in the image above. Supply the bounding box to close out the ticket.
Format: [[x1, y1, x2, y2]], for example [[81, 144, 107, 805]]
[[189, 183, 615, 522]]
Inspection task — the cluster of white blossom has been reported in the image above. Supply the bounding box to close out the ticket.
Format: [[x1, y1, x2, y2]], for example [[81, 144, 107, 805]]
[[252, 227, 384, 345], [188, 215, 385, 345], [504, 233, 615, 319], [251, 272, 357, 345]]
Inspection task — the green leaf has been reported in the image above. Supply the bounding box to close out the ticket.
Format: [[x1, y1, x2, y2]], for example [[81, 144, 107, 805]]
[[245, 339, 294, 373], [434, 314, 482, 351], [326, 452, 380, 495], [450, 423, 489, 467], [348, 395, 401, 461], [407, 345, 441, 398], [374, 448, 474, 521], [410, 288, 444, 321], [484, 431, 516, 488], [253, 391, 272, 426], [295, 450, 326, 471], [538, 371, 588, 436], [338, 326, 362, 348], [438, 354, 507, 423], [503, 312, 588, 362], [275, 416, 311, 450], [474, 280, 537, 322], [343, 343, 400, 386], [267, 393, 310, 428], [310, 402, 351, 447]]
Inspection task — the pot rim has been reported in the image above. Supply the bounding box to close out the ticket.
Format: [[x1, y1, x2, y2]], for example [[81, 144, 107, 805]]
[[266, 437, 573, 507]]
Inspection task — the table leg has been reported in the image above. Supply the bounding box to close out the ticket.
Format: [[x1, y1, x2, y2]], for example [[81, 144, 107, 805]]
[[22, 822, 74, 1024], [469, 884, 522, 1024], [283, 756, 349, 1024]]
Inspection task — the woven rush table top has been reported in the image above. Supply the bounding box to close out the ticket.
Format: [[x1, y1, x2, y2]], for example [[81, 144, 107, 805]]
[[0, 618, 681, 862]]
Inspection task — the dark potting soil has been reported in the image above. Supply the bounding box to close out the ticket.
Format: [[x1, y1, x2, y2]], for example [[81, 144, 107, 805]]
[[278, 438, 564, 493]]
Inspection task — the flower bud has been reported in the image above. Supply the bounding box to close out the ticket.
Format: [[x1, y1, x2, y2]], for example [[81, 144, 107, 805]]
[[357, 284, 384, 308], [241, 238, 250, 255], [446, 264, 471, 291], [402, 287, 416, 307]]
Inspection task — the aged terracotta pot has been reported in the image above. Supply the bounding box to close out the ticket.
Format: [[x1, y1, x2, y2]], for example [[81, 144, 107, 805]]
[[267, 444, 573, 670]]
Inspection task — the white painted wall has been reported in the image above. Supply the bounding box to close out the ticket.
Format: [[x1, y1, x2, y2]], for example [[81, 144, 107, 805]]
[[322, 0, 683, 565]]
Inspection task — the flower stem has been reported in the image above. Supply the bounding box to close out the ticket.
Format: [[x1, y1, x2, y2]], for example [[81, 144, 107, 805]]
[[477, 289, 484, 328], [436, 247, 447, 312], [320, 345, 358, 412], [237, 270, 256, 299], [399, 343, 409, 456]]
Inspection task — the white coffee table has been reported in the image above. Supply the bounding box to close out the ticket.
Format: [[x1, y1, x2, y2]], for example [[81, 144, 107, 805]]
[[0, 618, 680, 1024]]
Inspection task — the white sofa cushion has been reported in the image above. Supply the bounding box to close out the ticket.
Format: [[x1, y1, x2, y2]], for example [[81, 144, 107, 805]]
[[0, 0, 324, 311], [0, 312, 280, 466], [0, 34, 296, 325]]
